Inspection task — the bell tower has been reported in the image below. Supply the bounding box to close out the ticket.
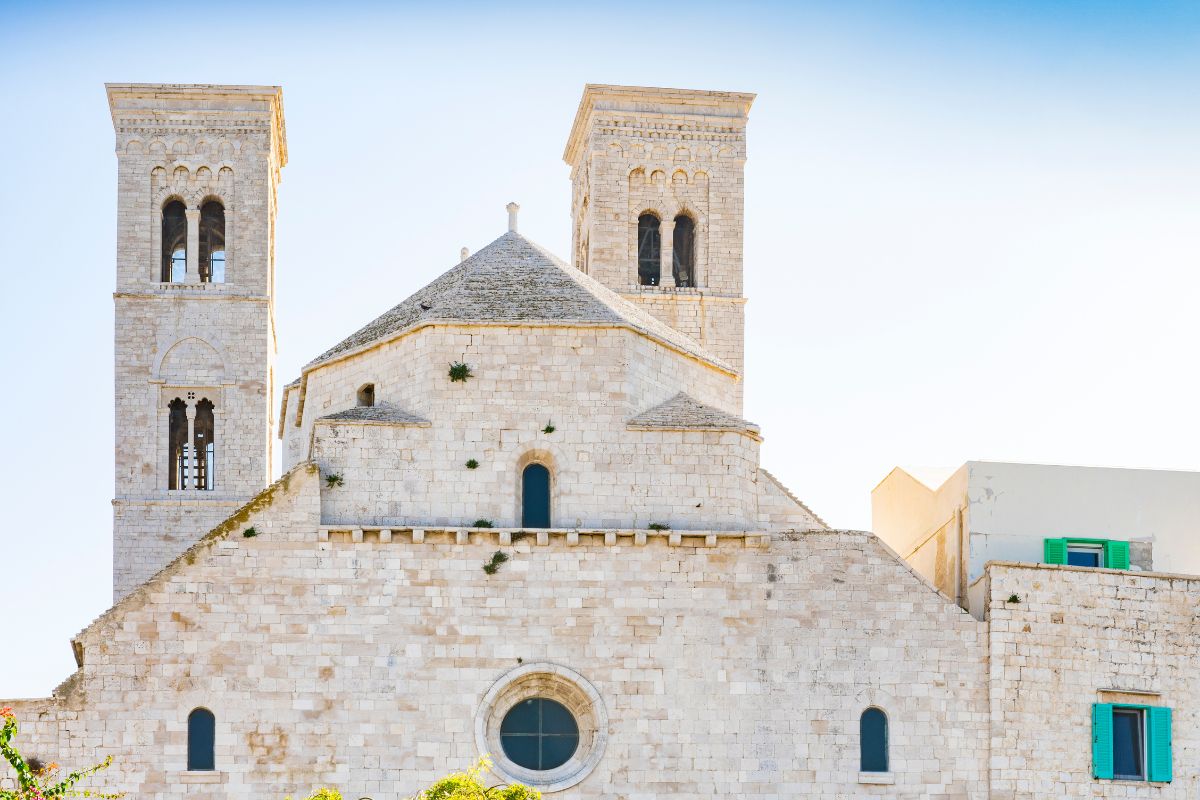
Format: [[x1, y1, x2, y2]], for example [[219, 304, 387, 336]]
[[107, 84, 287, 600], [564, 85, 754, 376]]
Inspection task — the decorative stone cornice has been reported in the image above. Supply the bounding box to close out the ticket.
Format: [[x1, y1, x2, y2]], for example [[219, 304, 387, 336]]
[[564, 84, 754, 167], [105, 83, 287, 168]]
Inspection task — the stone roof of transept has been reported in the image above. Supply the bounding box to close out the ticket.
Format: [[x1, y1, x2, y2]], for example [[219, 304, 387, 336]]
[[317, 404, 431, 426], [627, 391, 760, 439], [305, 231, 735, 374]]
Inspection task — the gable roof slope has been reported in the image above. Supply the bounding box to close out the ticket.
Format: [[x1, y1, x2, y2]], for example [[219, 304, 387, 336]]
[[305, 231, 735, 374], [628, 391, 759, 438]]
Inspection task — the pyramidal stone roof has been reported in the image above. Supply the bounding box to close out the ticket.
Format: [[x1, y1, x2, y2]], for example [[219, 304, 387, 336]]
[[317, 404, 431, 426], [627, 392, 760, 438], [305, 231, 734, 373]]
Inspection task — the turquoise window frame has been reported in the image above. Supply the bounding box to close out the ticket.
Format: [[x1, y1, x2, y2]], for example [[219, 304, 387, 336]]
[[1092, 702, 1172, 783], [1044, 538, 1130, 569]]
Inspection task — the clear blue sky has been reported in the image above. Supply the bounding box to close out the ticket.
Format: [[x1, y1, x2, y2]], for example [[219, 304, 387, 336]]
[[1, 0, 1197, 696]]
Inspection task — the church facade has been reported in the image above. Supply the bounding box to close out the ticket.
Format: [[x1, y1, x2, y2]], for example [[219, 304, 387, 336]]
[[2, 83, 1198, 800]]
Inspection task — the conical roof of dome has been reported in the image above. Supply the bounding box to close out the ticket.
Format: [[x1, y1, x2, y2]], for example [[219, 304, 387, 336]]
[[305, 231, 734, 373]]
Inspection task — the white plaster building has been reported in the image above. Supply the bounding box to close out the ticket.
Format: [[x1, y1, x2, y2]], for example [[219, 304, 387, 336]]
[[872, 460, 1200, 615], [2, 84, 1198, 800]]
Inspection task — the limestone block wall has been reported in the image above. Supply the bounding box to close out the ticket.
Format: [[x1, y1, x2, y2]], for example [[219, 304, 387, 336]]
[[985, 563, 1200, 798], [109, 85, 285, 599], [311, 419, 761, 531], [565, 86, 753, 376], [113, 498, 241, 598], [622, 292, 746, 379], [285, 324, 742, 472], [2, 467, 990, 799]]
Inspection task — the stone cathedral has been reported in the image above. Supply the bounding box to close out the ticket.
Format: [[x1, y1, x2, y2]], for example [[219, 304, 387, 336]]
[[3, 83, 1199, 800]]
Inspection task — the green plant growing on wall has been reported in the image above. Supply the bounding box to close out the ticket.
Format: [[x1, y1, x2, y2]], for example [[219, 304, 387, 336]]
[[285, 788, 342, 800], [465, 459, 480, 470], [648, 522, 670, 531], [448, 362, 474, 382], [0, 707, 123, 800], [482, 551, 510, 575], [541, 421, 556, 434], [286, 756, 538, 800], [324, 473, 344, 488], [1007, 594, 1021, 604], [243, 527, 258, 538], [411, 755, 539, 800], [472, 519, 494, 528]]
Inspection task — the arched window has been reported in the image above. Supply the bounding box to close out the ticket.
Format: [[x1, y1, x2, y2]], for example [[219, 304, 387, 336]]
[[860, 707, 888, 773], [168, 398, 188, 490], [194, 399, 215, 491], [637, 213, 661, 286], [672, 214, 695, 288], [161, 200, 188, 282], [187, 708, 215, 771], [357, 384, 375, 407], [198, 201, 225, 283], [522, 463, 551, 528]]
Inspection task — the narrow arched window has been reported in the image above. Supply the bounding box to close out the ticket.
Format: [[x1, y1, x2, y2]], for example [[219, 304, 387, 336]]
[[161, 201, 187, 282], [522, 463, 551, 528], [672, 214, 695, 288], [860, 707, 888, 773], [187, 708, 215, 771], [198, 201, 225, 283], [168, 398, 188, 490], [357, 384, 375, 407], [637, 213, 661, 286], [194, 399, 215, 491]]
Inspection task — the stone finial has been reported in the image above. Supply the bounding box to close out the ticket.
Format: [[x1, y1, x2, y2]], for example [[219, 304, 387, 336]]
[[506, 202, 520, 233], [460, 247, 470, 263]]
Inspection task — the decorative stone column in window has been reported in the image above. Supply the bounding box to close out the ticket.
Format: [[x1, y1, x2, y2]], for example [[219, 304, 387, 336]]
[[185, 208, 201, 283]]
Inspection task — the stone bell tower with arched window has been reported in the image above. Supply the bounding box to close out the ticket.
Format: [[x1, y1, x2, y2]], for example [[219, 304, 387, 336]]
[[564, 85, 754, 378], [107, 84, 287, 600]]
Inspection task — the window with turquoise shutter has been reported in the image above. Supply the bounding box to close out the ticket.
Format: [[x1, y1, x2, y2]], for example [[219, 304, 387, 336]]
[[1092, 703, 1172, 783], [1043, 538, 1130, 569], [1147, 706, 1172, 782], [1092, 703, 1114, 779]]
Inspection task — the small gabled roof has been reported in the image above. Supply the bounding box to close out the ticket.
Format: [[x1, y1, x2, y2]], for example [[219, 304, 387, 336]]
[[317, 404, 430, 426], [304, 231, 734, 374], [627, 392, 760, 439]]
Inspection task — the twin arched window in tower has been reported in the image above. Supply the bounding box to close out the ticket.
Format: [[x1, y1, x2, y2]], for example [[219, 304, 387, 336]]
[[637, 212, 696, 288], [161, 199, 226, 283], [168, 396, 216, 491]]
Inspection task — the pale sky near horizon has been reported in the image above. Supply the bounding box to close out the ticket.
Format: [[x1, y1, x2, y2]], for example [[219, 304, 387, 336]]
[[1, 0, 1197, 697]]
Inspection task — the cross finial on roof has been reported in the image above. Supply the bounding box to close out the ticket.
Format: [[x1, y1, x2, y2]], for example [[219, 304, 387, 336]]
[[460, 247, 469, 263], [506, 202, 520, 233]]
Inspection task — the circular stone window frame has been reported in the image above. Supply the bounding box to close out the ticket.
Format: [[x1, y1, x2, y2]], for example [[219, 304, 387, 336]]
[[475, 662, 608, 793]]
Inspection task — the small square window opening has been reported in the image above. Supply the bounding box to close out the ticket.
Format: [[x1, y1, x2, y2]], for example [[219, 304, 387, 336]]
[[1067, 544, 1103, 568]]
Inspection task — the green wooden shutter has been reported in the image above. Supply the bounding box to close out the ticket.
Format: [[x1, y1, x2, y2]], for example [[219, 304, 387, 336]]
[[1104, 540, 1130, 570], [1147, 706, 1172, 782], [1092, 703, 1114, 779], [1044, 538, 1068, 565]]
